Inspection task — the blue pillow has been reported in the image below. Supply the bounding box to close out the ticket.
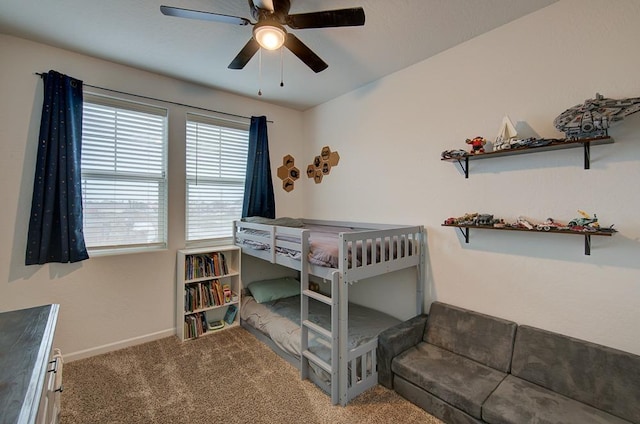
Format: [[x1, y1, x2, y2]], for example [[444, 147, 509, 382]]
[[247, 277, 300, 303]]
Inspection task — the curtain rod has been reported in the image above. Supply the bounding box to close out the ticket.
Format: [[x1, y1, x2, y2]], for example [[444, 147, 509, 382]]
[[34, 72, 273, 123]]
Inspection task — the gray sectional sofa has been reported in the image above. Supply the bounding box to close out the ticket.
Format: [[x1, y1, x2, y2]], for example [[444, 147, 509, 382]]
[[377, 302, 640, 424]]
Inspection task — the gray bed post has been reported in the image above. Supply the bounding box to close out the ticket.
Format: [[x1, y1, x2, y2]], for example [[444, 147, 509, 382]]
[[330, 270, 340, 405], [300, 229, 310, 381], [338, 233, 349, 406], [417, 226, 425, 315]]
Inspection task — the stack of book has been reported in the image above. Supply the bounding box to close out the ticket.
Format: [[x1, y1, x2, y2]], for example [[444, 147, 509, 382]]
[[185, 252, 228, 280], [184, 279, 231, 312]]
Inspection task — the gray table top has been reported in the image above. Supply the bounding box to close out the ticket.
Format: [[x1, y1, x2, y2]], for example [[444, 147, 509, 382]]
[[0, 304, 59, 424]]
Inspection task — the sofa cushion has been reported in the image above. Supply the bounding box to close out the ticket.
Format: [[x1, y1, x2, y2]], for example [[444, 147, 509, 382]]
[[511, 325, 640, 423], [394, 376, 484, 424], [483, 375, 632, 424], [424, 302, 517, 372], [392, 341, 507, 419], [377, 314, 428, 389]]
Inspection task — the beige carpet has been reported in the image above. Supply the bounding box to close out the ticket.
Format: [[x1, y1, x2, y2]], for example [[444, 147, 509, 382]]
[[61, 326, 442, 424]]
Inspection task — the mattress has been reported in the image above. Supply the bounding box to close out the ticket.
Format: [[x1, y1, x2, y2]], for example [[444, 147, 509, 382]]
[[240, 294, 401, 368]]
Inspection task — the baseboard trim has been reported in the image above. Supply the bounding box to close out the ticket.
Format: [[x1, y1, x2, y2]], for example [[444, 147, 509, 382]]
[[64, 328, 176, 362]]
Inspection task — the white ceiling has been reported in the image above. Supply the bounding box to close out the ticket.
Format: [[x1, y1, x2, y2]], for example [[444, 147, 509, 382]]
[[0, 0, 557, 110]]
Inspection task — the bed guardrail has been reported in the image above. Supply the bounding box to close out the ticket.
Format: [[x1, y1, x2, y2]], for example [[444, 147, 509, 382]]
[[339, 225, 423, 282], [234, 221, 423, 278], [347, 337, 378, 400]]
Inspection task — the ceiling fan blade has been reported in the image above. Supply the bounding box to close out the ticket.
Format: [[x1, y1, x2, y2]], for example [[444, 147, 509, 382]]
[[286, 7, 365, 29], [160, 5, 250, 26], [228, 38, 260, 69], [284, 33, 328, 73]]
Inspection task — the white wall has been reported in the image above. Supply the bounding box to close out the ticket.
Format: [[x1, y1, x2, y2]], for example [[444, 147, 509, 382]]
[[303, 0, 640, 355], [0, 35, 304, 359]]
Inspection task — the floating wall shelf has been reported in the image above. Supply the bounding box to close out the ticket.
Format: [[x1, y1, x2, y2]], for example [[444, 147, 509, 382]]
[[441, 136, 614, 178], [442, 223, 615, 255]]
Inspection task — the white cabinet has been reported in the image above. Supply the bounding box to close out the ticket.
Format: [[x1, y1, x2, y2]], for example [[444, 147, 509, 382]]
[[0, 304, 61, 424], [176, 246, 241, 341], [37, 349, 63, 424]]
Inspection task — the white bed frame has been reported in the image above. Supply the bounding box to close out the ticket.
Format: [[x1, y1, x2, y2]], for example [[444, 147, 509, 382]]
[[233, 218, 425, 406]]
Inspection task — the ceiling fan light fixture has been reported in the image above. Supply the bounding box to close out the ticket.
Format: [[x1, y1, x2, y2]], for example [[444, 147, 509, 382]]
[[253, 21, 286, 50]]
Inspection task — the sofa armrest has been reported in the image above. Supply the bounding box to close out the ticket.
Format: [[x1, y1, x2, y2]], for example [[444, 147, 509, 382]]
[[377, 314, 428, 389]]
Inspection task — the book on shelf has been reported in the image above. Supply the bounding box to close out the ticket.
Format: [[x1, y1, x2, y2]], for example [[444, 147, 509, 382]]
[[185, 280, 222, 312], [185, 252, 230, 280], [194, 280, 242, 308], [208, 280, 217, 306], [184, 312, 209, 339], [224, 304, 237, 325], [212, 252, 220, 276], [214, 280, 224, 306], [219, 252, 228, 275]]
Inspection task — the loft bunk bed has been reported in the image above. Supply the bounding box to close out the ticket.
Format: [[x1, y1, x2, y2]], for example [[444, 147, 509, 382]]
[[233, 218, 425, 405]]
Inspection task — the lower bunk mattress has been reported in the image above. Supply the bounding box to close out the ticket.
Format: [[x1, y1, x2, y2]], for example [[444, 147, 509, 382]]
[[240, 293, 401, 387]]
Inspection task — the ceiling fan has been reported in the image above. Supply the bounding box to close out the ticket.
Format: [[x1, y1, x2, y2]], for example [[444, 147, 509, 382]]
[[160, 0, 365, 73]]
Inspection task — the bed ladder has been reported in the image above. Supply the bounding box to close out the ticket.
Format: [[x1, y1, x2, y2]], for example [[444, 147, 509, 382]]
[[300, 270, 340, 405]]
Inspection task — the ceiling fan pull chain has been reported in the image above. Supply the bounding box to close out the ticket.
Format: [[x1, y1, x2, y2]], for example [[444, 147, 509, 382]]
[[258, 48, 262, 96], [280, 47, 284, 87]]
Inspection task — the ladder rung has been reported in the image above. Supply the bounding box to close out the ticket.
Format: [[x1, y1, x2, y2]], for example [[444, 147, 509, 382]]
[[302, 350, 332, 374], [302, 289, 333, 305], [303, 320, 332, 340]]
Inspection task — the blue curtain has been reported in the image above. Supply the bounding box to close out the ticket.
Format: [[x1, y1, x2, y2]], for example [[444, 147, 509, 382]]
[[242, 116, 275, 218], [25, 70, 89, 265]]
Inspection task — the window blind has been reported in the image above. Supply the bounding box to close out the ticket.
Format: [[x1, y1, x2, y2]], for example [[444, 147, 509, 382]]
[[186, 113, 249, 242], [81, 94, 168, 251]]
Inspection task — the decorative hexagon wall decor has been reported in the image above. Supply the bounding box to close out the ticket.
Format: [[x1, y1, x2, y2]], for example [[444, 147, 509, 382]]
[[306, 164, 315, 178], [277, 165, 289, 180], [282, 178, 294, 192], [329, 151, 340, 166], [306, 146, 339, 184], [276, 154, 300, 192]]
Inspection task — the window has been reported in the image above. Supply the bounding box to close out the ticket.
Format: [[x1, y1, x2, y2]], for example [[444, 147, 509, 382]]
[[81, 94, 168, 253], [186, 113, 249, 243]]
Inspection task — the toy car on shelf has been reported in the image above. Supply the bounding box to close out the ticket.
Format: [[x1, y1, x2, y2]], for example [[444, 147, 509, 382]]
[[441, 149, 468, 159], [474, 214, 496, 226], [527, 138, 554, 148], [508, 138, 535, 149], [514, 216, 535, 230], [536, 218, 567, 231], [568, 210, 600, 231], [458, 213, 479, 225], [598, 225, 618, 233]]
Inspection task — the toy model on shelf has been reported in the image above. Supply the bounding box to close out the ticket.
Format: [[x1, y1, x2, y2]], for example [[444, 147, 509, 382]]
[[441, 136, 613, 178], [553, 93, 640, 139], [442, 211, 616, 255], [441, 149, 468, 159], [440, 92, 640, 177], [494, 115, 518, 151], [466, 136, 487, 154]]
